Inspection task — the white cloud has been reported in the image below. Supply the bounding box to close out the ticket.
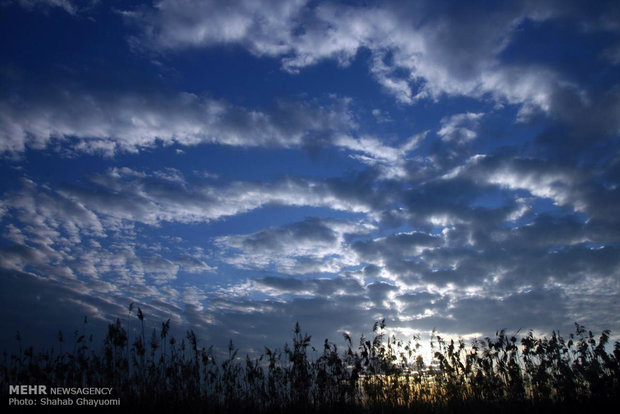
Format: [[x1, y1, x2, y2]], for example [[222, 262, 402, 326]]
[[371, 108, 392, 123], [488, 169, 572, 205], [56, 167, 376, 230], [124, 0, 588, 113], [481, 160, 589, 213], [437, 112, 484, 144], [0, 176, 224, 286], [16, 0, 79, 14], [334, 132, 427, 179], [126, 0, 305, 53], [0, 89, 353, 155], [440, 155, 595, 216], [0, 169, 381, 283], [3, 177, 105, 243], [176, 254, 216, 274]]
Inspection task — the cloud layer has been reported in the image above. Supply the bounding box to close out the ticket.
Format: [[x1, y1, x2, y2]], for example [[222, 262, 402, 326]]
[[1, 0, 619, 354]]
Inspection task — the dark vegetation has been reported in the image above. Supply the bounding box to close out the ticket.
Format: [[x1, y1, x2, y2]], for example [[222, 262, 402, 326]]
[[2, 306, 619, 413]]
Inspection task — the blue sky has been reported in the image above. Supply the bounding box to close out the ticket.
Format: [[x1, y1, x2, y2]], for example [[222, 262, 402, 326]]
[[1, 0, 620, 354]]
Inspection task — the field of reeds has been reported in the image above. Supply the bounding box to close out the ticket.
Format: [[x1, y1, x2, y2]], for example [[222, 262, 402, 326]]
[[2, 306, 619, 413]]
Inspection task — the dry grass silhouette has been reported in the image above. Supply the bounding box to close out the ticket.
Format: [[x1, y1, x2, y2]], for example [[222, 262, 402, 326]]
[[2, 307, 619, 412]]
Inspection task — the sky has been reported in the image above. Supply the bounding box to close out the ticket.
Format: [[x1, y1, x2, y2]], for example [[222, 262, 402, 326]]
[[1, 0, 619, 355]]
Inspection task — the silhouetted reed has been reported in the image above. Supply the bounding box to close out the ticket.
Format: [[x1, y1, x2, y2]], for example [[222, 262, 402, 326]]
[[2, 307, 618, 413]]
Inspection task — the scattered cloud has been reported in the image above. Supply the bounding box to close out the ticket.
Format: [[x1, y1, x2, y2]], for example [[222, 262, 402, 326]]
[[14, 0, 81, 15], [437, 112, 484, 144], [1, 0, 619, 355], [216, 218, 373, 274]]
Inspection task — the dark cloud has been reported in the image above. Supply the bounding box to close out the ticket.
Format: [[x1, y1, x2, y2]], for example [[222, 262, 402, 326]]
[[446, 288, 571, 333], [395, 291, 445, 316], [215, 217, 373, 274], [366, 282, 399, 307], [0, 269, 124, 352], [353, 232, 440, 261], [239, 219, 338, 251], [255, 275, 365, 298]]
